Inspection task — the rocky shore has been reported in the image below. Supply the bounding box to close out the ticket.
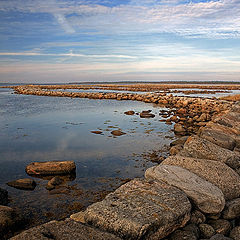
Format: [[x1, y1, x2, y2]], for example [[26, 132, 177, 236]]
[[1, 85, 240, 239]]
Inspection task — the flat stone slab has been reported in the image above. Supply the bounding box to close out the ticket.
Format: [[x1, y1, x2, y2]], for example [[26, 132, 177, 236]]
[[84, 178, 191, 240], [145, 165, 225, 214], [180, 135, 240, 170], [10, 218, 121, 240], [7, 178, 36, 190], [26, 161, 76, 175], [162, 156, 240, 200]]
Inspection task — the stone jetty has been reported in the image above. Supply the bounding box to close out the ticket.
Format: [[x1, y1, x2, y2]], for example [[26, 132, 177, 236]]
[[6, 85, 240, 239]]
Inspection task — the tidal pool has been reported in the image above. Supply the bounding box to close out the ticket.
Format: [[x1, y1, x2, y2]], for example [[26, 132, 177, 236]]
[[0, 88, 174, 227]]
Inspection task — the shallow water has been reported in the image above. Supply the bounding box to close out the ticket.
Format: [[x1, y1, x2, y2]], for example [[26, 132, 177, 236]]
[[0, 88, 174, 226]]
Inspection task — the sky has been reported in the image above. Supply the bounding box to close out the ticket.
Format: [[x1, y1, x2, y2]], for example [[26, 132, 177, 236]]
[[0, 0, 240, 83]]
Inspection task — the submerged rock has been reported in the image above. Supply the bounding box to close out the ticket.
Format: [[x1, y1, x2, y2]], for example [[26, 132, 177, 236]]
[[7, 178, 36, 190], [111, 130, 126, 136], [145, 164, 225, 214], [0, 188, 8, 205], [91, 131, 103, 135], [46, 176, 63, 190], [162, 156, 240, 200], [140, 111, 155, 118], [84, 178, 191, 239], [26, 161, 76, 175], [124, 110, 135, 115]]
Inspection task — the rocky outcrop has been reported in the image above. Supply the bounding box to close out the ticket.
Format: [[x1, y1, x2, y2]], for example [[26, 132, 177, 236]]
[[162, 156, 240, 200], [26, 161, 76, 175], [84, 178, 191, 239], [7, 178, 36, 190], [145, 165, 225, 214]]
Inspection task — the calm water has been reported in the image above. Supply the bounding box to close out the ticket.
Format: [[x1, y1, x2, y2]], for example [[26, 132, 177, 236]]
[[0, 88, 174, 226]]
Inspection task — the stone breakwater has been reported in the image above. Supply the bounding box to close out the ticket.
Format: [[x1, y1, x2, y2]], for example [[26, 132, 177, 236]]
[[2, 86, 240, 239]]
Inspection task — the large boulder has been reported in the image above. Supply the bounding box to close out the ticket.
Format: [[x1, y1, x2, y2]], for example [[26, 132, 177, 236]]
[[145, 165, 225, 214], [0, 188, 8, 205], [162, 156, 240, 200], [84, 178, 191, 240], [10, 218, 120, 240], [180, 135, 240, 169], [26, 161, 76, 175]]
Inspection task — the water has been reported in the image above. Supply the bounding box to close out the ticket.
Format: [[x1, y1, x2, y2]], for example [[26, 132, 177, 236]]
[[0, 88, 173, 226]]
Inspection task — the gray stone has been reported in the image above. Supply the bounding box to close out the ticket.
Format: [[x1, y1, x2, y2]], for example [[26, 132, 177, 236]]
[[222, 198, 240, 219], [0, 188, 8, 205], [10, 218, 121, 240], [208, 219, 231, 235], [229, 226, 240, 240], [162, 156, 240, 200], [199, 128, 236, 150], [145, 165, 225, 214], [26, 161, 76, 175], [199, 223, 216, 238], [190, 210, 206, 225], [209, 234, 233, 240], [7, 178, 36, 190], [180, 135, 240, 170], [84, 178, 191, 240]]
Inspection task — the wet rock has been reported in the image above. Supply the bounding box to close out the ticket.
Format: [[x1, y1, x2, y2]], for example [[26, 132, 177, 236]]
[[10, 218, 121, 240], [111, 130, 126, 136], [0, 206, 21, 238], [145, 165, 225, 214], [209, 234, 233, 240], [49, 187, 70, 195], [169, 145, 182, 155], [91, 131, 103, 134], [229, 226, 240, 240], [208, 219, 231, 235], [26, 161, 76, 175], [190, 210, 206, 225], [199, 223, 216, 238], [169, 115, 179, 122], [199, 128, 236, 150], [46, 177, 63, 190], [140, 112, 155, 118], [181, 135, 240, 170], [7, 178, 36, 190], [84, 178, 191, 240], [0, 188, 8, 205], [222, 198, 240, 219], [174, 123, 186, 135], [124, 110, 135, 115], [170, 136, 189, 147], [162, 156, 240, 200]]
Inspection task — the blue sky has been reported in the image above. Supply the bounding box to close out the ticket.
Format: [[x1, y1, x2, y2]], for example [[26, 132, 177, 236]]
[[0, 0, 240, 83]]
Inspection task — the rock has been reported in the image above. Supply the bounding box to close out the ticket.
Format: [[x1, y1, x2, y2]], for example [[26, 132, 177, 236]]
[[174, 123, 186, 135], [222, 198, 240, 219], [162, 156, 240, 200], [208, 219, 231, 235], [199, 128, 236, 150], [111, 130, 126, 136], [229, 226, 240, 240], [0, 188, 8, 205], [208, 212, 221, 220], [169, 229, 198, 240], [0, 205, 21, 238], [180, 135, 240, 170], [10, 218, 121, 240], [209, 234, 233, 240], [124, 110, 135, 115], [145, 165, 225, 214], [84, 178, 191, 240], [70, 211, 85, 223], [140, 112, 155, 118], [169, 145, 182, 155], [197, 113, 209, 122], [190, 210, 206, 225], [170, 136, 189, 146], [49, 187, 70, 195], [46, 177, 63, 190], [169, 115, 179, 122], [91, 131, 103, 134], [7, 178, 36, 190], [199, 223, 216, 238], [26, 161, 76, 175]]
